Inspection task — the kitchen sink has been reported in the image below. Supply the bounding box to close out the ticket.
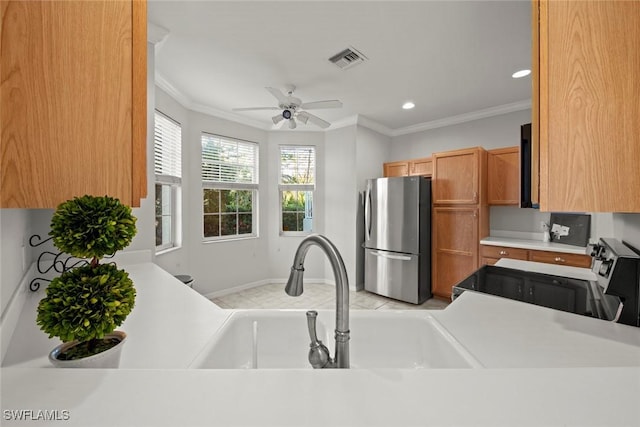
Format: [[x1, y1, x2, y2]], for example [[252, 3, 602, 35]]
[[189, 310, 481, 369]]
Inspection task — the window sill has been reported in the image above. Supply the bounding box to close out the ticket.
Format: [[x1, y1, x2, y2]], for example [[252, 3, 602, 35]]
[[202, 235, 258, 244], [156, 245, 182, 256], [280, 231, 313, 237]]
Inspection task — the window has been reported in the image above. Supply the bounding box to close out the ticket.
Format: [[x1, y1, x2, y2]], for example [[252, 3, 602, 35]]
[[154, 110, 182, 251], [279, 146, 315, 235], [201, 133, 258, 240]]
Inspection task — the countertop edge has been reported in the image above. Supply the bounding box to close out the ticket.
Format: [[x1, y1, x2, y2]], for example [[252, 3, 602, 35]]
[[480, 236, 588, 255]]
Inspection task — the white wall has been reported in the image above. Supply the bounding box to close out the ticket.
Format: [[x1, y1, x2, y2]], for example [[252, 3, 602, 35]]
[[267, 131, 326, 282], [390, 109, 532, 160], [613, 214, 640, 250], [354, 125, 391, 288], [0, 210, 33, 316], [153, 87, 190, 275], [323, 126, 358, 287], [182, 110, 270, 295]]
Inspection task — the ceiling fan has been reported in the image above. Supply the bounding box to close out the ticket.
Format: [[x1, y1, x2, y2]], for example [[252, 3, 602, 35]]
[[233, 85, 342, 129]]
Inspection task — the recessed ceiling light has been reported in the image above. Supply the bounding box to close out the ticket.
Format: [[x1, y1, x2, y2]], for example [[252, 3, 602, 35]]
[[512, 69, 531, 79], [402, 101, 415, 110]]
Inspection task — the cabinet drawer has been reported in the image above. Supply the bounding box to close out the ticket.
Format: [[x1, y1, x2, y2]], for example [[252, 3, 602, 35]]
[[528, 250, 591, 268], [481, 257, 499, 266], [480, 245, 528, 261]]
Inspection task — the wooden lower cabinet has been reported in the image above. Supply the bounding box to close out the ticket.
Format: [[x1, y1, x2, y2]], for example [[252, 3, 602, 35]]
[[528, 250, 591, 268], [480, 245, 528, 261], [480, 244, 592, 268], [432, 206, 479, 299]]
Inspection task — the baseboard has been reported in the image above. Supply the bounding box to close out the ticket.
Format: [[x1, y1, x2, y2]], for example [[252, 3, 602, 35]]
[[202, 277, 334, 300]]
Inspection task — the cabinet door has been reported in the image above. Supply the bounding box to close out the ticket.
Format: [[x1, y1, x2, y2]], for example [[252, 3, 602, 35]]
[[383, 161, 409, 177], [433, 147, 485, 205], [432, 207, 479, 299], [487, 147, 519, 206], [528, 250, 592, 268], [535, 0, 640, 212], [409, 157, 432, 177], [0, 0, 147, 208]]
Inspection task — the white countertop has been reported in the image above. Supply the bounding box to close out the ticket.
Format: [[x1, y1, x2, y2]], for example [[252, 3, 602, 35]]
[[1, 262, 229, 369], [3, 262, 640, 426], [481, 236, 588, 255]]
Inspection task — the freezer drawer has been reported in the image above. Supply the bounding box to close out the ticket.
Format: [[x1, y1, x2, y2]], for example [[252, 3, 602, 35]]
[[364, 249, 427, 304]]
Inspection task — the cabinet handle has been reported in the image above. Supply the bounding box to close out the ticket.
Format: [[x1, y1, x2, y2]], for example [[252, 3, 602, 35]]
[[554, 256, 566, 263], [499, 250, 508, 256]]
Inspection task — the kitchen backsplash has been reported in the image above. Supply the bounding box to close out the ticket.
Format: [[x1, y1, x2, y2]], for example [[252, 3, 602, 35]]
[[490, 206, 615, 244]]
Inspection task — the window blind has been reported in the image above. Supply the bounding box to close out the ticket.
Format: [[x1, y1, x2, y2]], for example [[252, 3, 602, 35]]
[[154, 111, 182, 184], [279, 146, 315, 187], [201, 133, 258, 188]]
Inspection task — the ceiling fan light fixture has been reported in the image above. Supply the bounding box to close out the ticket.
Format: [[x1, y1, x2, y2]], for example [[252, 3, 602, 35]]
[[289, 118, 297, 129]]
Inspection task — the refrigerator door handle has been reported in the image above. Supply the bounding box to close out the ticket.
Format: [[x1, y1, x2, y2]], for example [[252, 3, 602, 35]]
[[364, 183, 372, 241], [370, 251, 412, 261]]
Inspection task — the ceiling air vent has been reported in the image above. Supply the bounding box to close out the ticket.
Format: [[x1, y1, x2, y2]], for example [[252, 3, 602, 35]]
[[328, 47, 367, 70]]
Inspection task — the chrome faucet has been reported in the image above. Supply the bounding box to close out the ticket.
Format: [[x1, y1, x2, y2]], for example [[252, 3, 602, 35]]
[[285, 234, 350, 369]]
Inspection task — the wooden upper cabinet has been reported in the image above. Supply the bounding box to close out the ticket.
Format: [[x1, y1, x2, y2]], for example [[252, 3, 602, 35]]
[[0, 0, 147, 208], [383, 157, 433, 178], [433, 147, 486, 205], [383, 161, 409, 177], [487, 147, 519, 206], [409, 157, 432, 177], [534, 0, 640, 212]]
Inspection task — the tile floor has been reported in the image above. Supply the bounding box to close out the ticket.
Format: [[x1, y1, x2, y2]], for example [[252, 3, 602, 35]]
[[211, 283, 450, 310]]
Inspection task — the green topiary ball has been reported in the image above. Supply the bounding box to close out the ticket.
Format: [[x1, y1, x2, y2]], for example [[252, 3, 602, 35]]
[[36, 264, 136, 343], [50, 195, 137, 259]]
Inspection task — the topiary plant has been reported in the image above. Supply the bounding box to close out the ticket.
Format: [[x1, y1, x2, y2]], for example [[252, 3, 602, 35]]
[[37, 195, 138, 361], [49, 194, 137, 260]]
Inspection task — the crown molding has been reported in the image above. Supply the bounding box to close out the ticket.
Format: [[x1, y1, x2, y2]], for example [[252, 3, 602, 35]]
[[148, 22, 170, 45], [357, 116, 394, 137], [327, 115, 359, 131], [155, 74, 531, 137], [391, 99, 532, 137], [155, 74, 270, 130]]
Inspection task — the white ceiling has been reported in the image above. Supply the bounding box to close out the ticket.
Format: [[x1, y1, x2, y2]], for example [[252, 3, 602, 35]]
[[149, 0, 532, 134]]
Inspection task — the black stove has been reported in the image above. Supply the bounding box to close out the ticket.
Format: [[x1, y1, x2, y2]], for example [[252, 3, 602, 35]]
[[452, 238, 640, 327]]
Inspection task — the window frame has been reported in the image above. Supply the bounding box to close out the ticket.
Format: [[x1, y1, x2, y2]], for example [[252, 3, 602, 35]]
[[154, 110, 182, 252], [201, 132, 259, 242], [279, 145, 316, 236]]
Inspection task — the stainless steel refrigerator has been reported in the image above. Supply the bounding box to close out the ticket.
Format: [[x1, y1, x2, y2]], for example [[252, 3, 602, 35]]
[[363, 176, 431, 304]]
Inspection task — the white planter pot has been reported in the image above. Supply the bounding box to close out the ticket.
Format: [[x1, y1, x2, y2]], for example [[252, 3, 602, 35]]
[[48, 331, 127, 368]]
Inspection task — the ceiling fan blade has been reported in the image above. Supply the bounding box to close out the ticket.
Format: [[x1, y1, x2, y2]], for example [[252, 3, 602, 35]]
[[266, 87, 288, 105], [272, 114, 285, 125], [296, 112, 309, 125], [300, 100, 343, 110], [233, 106, 279, 112], [299, 111, 330, 129]]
